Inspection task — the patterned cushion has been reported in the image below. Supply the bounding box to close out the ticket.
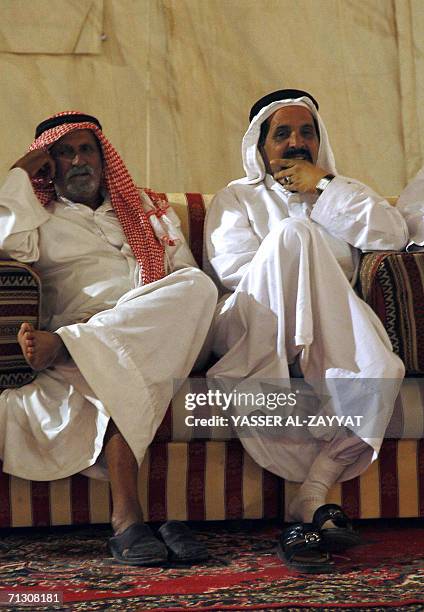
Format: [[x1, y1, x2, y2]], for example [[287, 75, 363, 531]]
[[0, 262, 40, 390], [358, 252, 424, 375]]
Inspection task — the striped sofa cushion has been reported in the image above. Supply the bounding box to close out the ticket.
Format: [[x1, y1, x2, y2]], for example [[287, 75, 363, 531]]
[[0, 262, 40, 390], [358, 252, 424, 375], [1, 439, 423, 528]]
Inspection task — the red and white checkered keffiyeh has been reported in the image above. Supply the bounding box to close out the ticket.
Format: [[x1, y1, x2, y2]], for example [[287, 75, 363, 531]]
[[29, 111, 173, 285]]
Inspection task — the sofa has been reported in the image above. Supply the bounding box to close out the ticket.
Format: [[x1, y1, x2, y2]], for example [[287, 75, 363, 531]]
[[0, 192, 423, 528]]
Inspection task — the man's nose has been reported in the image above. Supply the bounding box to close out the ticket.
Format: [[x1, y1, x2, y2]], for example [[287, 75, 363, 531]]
[[288, 129, 302, 147], [71, 153, 82, 165]]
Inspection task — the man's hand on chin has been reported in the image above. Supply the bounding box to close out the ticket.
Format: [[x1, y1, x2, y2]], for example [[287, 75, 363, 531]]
[[270, 158, 327, 193]]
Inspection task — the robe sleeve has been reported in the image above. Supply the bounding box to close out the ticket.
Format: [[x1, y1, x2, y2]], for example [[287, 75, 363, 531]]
[[205, 186, 261, 291], [396, 166, 424, 250], [0, 168, 50, 262], [310, 176, 408, 251]]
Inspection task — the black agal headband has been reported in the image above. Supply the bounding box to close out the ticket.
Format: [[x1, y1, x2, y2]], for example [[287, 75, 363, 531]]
[[35, 113, 102, 139], [249, 89, 319, 123]]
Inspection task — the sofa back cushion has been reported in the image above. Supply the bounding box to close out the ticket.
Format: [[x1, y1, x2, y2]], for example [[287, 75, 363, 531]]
[[358, 251, 424, 375], [0, 262, 40, 389]]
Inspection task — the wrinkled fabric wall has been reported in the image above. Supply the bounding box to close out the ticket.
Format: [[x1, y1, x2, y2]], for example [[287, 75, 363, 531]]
[[0, 0, 423, 195]]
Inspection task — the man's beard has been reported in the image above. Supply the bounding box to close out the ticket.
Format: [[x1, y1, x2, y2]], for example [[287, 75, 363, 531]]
[[283, 147, 313, 163], [63, 165, 98, 200]]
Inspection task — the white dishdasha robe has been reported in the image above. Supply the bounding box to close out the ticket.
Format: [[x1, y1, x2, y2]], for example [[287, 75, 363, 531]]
[[0, 168, 217, 481], [205, 98, 408, 482]]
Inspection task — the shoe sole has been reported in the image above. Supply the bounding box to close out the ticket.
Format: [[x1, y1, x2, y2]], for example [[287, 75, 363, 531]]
[[276, 543, 334, 574]]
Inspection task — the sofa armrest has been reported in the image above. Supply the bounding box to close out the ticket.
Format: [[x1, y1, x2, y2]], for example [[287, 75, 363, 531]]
[[357, 251, 424, 375], [0, 261, 40, 390]]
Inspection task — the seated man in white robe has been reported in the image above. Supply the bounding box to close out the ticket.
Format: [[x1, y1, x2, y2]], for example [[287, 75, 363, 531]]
[[205, 89, 408, 569], [397, 165, 424, 250], [0, 111, 217, 565]]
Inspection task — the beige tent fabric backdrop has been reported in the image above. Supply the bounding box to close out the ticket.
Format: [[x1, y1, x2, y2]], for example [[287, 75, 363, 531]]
[[0, 0, 423, 195]]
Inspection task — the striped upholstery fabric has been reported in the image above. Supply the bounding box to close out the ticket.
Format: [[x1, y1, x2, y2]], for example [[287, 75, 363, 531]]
[[1, 439, 423, 527], [284, 439, 424, 520], [358, 252, 424, 375], [0, 262, 40, 390], [0, 442, 280, 527], [1, 193, 424, 526]]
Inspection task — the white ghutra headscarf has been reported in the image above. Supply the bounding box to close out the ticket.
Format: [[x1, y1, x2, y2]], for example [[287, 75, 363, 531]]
[[241, 95, 337, 184]]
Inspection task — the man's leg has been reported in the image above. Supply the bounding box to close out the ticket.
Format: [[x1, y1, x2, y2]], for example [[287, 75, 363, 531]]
[[17, 326, 164, 559], [102, 420, 171, 565], [103, 420, 143, 534], [103, 420, 208, 564], [288, 434, 369, 523]]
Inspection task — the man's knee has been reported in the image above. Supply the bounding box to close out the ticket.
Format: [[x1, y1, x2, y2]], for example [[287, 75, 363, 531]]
[[382, 352, 405, 380], [177, 268, 218, 307], [370, 348, 405, 380], [279, 218, 313, 239], [265, 217, 313, 256]]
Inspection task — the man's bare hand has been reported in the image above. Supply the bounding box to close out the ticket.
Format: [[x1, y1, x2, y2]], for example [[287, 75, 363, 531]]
[[271, 158, 327, 193], [11, 149, 55, 180]]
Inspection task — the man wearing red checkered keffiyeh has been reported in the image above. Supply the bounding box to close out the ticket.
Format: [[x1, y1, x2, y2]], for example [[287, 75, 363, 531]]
[[0, 111, 217, 565], [25, 110, 176, 285]]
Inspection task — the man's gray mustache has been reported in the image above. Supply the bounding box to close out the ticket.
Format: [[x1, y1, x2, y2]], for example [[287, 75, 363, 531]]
[[66, 166, 94, 179]]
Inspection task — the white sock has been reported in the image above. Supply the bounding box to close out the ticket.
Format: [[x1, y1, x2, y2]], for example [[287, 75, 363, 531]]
[[289, 452, 345, 524]]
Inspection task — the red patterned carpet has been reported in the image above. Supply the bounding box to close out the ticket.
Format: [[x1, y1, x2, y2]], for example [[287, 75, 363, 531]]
[[0, 522, 423, 611]]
